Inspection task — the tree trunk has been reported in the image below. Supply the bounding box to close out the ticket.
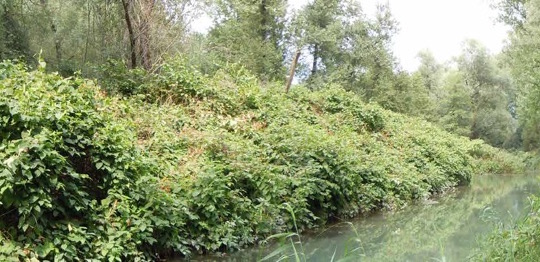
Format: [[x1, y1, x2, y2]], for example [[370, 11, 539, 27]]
[[39, 0, 62, 63], [83, 0, 91, 65], [51, 24, 62, 62], [138, 0, 155, 70], [285, 49, 301, 93], [470, 84, 481, 139], [121, 0, 137, 68], [311, 44, 319, 76], [259, 0, 269, 40]]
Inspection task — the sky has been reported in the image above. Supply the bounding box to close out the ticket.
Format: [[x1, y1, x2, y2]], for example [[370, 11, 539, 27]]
[[192, 0, 510, 71]]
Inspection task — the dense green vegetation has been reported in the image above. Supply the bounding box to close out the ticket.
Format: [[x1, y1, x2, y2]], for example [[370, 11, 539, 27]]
[[2, 0, 540, 260], [256, 174, 538, 262], [468, 1, 540, 260], [0, 0, 524, 150], [0, 60, 525, 260]]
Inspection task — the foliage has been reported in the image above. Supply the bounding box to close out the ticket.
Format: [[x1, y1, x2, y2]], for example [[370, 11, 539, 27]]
[[207, 0, 287, 82], [0, 0, 535, 258], [497, 0, 540, 151], [493, 0, 529, 30], [97, 60, 149, 96], [259, 173, 537, 262], [292, 0, 397, 99], [471, 197, 540, 261], [414, 41, 518, 149], [0, 61, 526, 260], [0, 61, 190, 260], [0, 1, 31, 62]]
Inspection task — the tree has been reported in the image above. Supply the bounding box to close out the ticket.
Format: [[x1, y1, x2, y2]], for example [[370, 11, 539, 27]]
[[416, 50, 443, 94], [0, 1, 31, 61], [119, 0, 199, 70], [122, 0, 138, 68], [456, 40, 496, 140], [376, 71, 434, 117], [354, 3, 398, 100], [0, 0, 196, 74], [295, 0, 342, 80], [499, 0, 540, 150], [207, 0, 287, 82], [292, 1, 397, 98], [437, 71, 474, 137], [493, 0, 528, 30], [450, 40, 516, 146], [16, 0, 126, 73]]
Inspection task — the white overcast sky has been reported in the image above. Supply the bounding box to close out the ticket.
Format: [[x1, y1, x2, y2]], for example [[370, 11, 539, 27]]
[[192, 0, 510, 71]]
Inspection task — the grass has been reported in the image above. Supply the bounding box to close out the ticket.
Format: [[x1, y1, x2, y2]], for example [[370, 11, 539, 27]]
[[471, 196, 540, 261], [260, 204, 365, 262]]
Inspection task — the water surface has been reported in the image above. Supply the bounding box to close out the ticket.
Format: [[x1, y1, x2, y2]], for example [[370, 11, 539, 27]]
[[190, 174, 540, 261]]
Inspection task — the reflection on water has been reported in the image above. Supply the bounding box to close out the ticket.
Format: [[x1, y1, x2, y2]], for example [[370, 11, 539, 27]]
[[190, 174, 540, 262]]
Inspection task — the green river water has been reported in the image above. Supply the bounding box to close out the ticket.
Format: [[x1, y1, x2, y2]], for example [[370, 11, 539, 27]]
[[188, 173, 540, 262]]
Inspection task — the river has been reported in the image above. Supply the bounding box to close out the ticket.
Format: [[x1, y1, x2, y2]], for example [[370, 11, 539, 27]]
[[188, 173, 540, 261]]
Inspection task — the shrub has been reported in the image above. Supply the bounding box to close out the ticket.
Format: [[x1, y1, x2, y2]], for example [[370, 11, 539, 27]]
[[0, 60, 526, 260]]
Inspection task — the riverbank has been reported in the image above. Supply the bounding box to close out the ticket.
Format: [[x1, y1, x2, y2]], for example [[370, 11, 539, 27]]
[[0, 61, 528, 260], [471, 190, 540, 261], [192, 173, 540, 261]]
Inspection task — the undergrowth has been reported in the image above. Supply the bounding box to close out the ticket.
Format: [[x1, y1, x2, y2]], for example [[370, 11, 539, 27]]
[[0, 60, 527, 260]]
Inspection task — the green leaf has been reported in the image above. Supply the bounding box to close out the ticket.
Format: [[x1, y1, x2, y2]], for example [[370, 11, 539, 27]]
[[259, 245, 292, 261], [36, 242, 55, 258], [265, 232, 298, 241]]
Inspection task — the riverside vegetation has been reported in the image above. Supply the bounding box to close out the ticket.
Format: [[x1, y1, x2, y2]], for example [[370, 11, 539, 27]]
[[246, 173, 540, 262], [0, 60, 528, 260], [2, 0, 540, 260], [471, 197, 540, 261]]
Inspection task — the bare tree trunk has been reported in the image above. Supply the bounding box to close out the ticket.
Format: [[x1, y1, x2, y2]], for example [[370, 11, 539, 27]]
[[138, 0, 155, 70], [121, 0, 137, 68], [83, 0, 91, 65], [259, 0, 268, 40], [285, 49, 301, 93], [311, 44, 319, 76]]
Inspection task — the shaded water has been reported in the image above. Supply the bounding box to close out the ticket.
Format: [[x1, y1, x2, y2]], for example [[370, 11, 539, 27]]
[[190, 174, 540, 261]]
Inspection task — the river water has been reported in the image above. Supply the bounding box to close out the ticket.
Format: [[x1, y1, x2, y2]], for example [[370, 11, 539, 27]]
[[190, 174, 540, 262]]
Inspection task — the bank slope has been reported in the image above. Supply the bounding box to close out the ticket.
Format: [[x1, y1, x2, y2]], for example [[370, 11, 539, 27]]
[[0, 61, 525, 260]]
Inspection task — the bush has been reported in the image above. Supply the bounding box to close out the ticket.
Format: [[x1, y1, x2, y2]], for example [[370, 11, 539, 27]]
[[98, 59, 148, 96], [0, 60, 526, 260], [0, 61, 185, 260]]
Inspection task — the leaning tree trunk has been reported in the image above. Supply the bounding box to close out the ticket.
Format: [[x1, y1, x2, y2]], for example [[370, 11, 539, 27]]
[[285, 48, 301, 93]]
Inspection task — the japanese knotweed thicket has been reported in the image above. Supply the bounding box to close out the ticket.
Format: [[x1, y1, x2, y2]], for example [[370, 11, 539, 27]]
[[0, 61, 526, 260]]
